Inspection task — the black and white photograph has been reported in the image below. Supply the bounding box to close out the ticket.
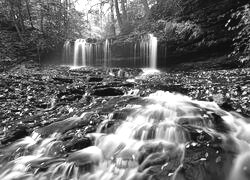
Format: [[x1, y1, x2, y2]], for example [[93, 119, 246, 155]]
[[0, 0, 249, 179]]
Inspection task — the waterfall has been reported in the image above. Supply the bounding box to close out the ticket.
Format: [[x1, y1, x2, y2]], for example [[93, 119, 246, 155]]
[[62, 40, 71, 65], [134, 43, 137, 66], [66, 39, 112, 67], [139, 34, 158, 68], [73, 39, 85, 66], [86, 43, 93, 66], [149, 34, 158, 69], [104, 39, 111, 67], [63, 34, 157, 68], [63, 35, 157, 68], [81, 39, 86, 66]]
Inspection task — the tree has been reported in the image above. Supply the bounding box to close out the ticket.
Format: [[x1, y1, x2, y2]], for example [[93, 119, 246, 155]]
[[114, 0, 123, 31], [109, 0, 116, 36], [24, 0, 34, 28], [141, 0, 150, 18], [7, 0, 24, 41], [121, 0, 127, 21]]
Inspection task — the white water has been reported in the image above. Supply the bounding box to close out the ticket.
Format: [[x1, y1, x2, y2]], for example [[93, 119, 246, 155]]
[[1, 91, 250, 180], [74, 39, 85, 66], [139, 34, 158, 69], [104, 39, 111, 67], [62, 40, 71, 65], [149, 34, 157, 69], [63, 34, 157, 68], [71, 39, 112, 67]]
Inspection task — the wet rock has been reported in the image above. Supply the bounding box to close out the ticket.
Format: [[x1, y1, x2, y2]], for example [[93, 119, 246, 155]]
[[154, 84, 189, 95], [114, 149, 138, 169], [111, 109, 133, 120], [88, 77, 103, 82], [57, 86, 85, 102], [93, 81, 134, 90], [36, 113, 100, 137], [91, 87, 124, 96], [128, 172, 152, 180], [138, 142, 168, 165], [36, 117, 86, 137], [64, 136, 92, 152], [137, 142, 184, 180], [181, 126, 237, 180], [67, 146, 103, 168], [98, 120, 121, 134], [1, 125, 29, 145], [209, 113, 231, 133], [35, 102, 50, 109], [138, 150, 182, 179], [53, 77, 73, 84]]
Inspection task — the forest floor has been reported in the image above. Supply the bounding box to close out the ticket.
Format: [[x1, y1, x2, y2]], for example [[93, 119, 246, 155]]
[[0, 61, 249, 146]]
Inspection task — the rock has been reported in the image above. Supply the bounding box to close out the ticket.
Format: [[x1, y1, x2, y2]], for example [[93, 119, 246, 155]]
[[113, 149, 138, 169], [57, 86, 85, 102], [35, 102, 50, 109], [91, 87, 124, 96], [67, 146, 103, 167], [93, 82, 134, 90], [36, 113, 101, 137], [1, 125, 29, 145], [36, 117, 85, 137], [53, 77, 73, 84], [88, 77, 103, 82], [98, 120, 121, 134], [64, 136, 92, 152], [181, 126, 237, 180], [111, 109, 133, 120]]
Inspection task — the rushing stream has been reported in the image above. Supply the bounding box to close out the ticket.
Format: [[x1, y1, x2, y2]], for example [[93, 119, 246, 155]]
[[0, 90, 249, 180]]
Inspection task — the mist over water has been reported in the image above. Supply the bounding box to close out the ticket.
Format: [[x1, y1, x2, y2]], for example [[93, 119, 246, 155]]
[[0, 90, 250, 180]]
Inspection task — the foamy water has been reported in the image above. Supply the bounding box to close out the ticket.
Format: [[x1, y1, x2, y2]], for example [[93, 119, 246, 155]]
[[0, 91, 249, 180]]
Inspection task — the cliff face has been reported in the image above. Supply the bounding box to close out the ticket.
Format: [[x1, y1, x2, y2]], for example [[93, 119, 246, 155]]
[[157, 0, 249, 66]]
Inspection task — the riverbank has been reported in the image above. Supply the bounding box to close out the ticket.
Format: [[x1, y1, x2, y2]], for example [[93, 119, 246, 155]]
[[0, 61, 249, 146]]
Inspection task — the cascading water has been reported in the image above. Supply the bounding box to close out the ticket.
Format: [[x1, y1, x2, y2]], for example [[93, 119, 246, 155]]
[[139, 34, 158, 69], [0, 91, 250, 180], [66, 39, 112, 67], [63, 34, 157, 68], [73, 39, 85, 66], [149, 34, 157, 69], [62, 40, 71, 65], [134, 44, 137, 66], [104, 39, 111, 67]]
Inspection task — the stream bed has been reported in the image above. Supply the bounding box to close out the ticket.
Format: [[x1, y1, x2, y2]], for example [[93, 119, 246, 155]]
[[0, 62, 249, 180]]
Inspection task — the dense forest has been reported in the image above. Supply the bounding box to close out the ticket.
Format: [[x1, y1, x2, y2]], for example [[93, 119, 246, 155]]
[[0, 0, 249, 66]]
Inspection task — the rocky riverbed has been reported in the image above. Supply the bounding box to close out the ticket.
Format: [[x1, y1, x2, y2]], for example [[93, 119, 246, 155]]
[[0, 62, 249, 180]]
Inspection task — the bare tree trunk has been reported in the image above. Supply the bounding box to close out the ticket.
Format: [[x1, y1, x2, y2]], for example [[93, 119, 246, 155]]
[[17, 0, 25, 31], [40, 2, 44, 33], [120, 0, 127, 21], [114, 0, 123, 31], [24, 0, 34, 28], [100, 0, 103, 29], [64, 0, 69, 38], [141, 0, 150, 18], [8, 0, 24, 41], [110, 0, 116, 36]]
